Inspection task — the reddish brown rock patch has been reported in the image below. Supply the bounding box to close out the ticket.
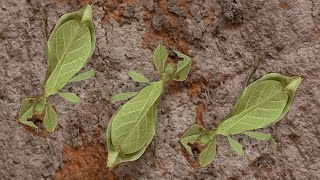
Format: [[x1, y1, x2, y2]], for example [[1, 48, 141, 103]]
[[279, 2, 289, 9], [102, 0, 141, 24], [55, 144, 111, 180], [141, 0, 190, 53], [195, 102, 205, 126]]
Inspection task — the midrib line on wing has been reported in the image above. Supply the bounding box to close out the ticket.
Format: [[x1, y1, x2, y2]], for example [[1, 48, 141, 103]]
[[47, 20, 88, 94], [117, 83, 161, 145], [50, 21, 72, 74], [111, 86, 159, 143], [221, 90, 286, 133]]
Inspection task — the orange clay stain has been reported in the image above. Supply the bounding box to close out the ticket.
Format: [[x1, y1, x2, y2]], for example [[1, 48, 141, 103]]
[[187, 81, 202, 99], [167, 80, 180, 95], [186, 77, 208, 126], [195, 103, 205, 126], [102, 0, 141, 24], [141, 0, 190, 53], [100, 0, 213, 53], [177, 0, 193, 16], [123, 174, 131, 180], [279, 2, 289, 9], [54, 143, 113, 180]]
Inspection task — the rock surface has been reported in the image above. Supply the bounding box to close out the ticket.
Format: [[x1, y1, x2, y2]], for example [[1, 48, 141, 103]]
[[0, 0, 319, 179]]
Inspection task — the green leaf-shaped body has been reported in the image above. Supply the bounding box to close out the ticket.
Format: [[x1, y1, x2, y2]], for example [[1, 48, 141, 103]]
[[107, 102, 158, 168], [180, 73, 302, 168], [106, 45, 193, 168], [45, 4, 95, 96], [110, 82, 163, 154], [217, 73, 302, 136], [107, 81, 163, 168]]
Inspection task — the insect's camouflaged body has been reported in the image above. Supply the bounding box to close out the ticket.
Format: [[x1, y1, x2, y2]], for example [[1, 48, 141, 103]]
[[107, 45, 192, 168]]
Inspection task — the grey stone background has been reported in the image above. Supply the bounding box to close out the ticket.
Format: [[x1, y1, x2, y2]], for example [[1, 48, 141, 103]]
[[0, 0, 319, 179]]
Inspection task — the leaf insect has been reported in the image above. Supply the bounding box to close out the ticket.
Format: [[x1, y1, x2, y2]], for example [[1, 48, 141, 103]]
[[107, 44, 192, 168], [180, 73, 302, 167], [18, 4, 96, 132]]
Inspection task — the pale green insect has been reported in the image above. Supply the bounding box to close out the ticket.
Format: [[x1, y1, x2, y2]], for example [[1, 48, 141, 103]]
[[18, 4, 96, 132], [107, 45, 192, 168], [180, 73, 302, 167]]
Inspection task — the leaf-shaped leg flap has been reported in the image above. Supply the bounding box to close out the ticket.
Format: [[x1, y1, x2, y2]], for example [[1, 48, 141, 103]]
[[43, 103, 58, 132], [227, 136, 244, 156], [18, 98, 38, 128], [180, 124, 207, 156], [199, 138, 217, 167]]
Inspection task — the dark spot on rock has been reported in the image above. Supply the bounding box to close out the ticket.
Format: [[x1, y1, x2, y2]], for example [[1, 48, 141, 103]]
[[123, 6, 135, 18], [288, 133, 300, 143], [141, 0, 154, 11], [189, 0, 206, 22], [152, 5, 164, 31], [250, 154, 275, 168], [219, 0, 244, 24]]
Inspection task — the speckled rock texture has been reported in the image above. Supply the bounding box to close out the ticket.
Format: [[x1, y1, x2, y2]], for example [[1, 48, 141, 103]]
[[0, 0, 319, 179]]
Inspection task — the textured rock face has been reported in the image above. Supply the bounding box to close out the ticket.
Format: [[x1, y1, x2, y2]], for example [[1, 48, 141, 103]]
[[0, 0, 319, 179]]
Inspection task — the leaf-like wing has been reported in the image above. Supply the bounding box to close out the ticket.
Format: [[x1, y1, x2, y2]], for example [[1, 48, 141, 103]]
[[218, 73, 302, 135], [45, 5, 95, 95], [111, 92, 138, 103], [58, 92, 81, 103], [43, 103, 58, 132], [107, 101, 159, 168], [249, 73, 302, 122], [218, 80, 288, 135], [243, 131, 271, 140], [173, 50, 192, 81], [45, 5, 95, 82], [128, 71, 150, 83], [180, 124, 207, 156], [110, 82, 163, 154], [18, 98, 37, 128], [227, 137, 244, 156], [199, 139, 217, 167], [153, 44, 168, 74], [69, 70, 95, 83]]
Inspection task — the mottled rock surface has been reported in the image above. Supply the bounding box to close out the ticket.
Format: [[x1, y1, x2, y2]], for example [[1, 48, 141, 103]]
[[0, 0, 319, 179]]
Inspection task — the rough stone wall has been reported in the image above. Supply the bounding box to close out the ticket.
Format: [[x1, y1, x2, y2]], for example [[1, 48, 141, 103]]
[[0, 0, 319, 179]]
